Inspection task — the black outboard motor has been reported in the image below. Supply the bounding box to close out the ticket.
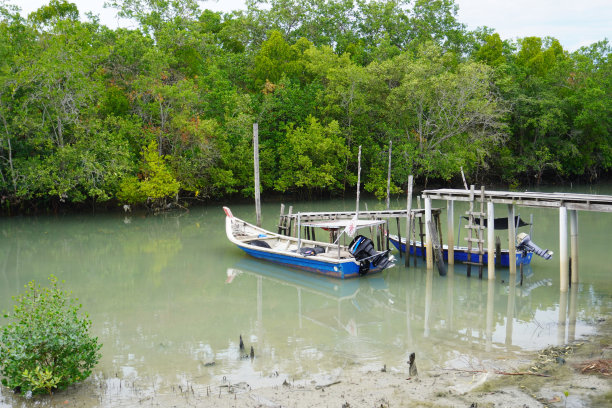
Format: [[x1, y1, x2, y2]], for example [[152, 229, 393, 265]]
[[516, 232, 553, 260], [349, 235, 392, 275]]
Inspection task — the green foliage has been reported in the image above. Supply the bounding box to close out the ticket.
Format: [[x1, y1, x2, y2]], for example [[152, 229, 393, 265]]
[[118, 140, 180, 206], [275, 116, 349, 192], [0, 0, 610, 210], [0, 275, 101, 395]]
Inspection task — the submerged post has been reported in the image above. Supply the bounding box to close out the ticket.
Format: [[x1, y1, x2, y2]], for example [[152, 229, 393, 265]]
[[508, 204, 516, 275], [560, 205, 569, 292], [570, 210, 579, 285], [487, 200, 495, 280], [425, 196, 433, 269], [253, 123, 261, 227], [447, 200, 454, 265], [386, 140, 392, 210], [405, 175, 413, 267]]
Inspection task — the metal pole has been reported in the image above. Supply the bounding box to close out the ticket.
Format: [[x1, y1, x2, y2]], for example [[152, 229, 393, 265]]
[[487, 201, 495, 280], [560, 205, 569, 292], [425, 196, 433, 269], [508, 204, 516, 275], [447, 200, 455, 265], [253, 123, 261, 227], [386, 140, 392, 210], [570, 210, 579, 285], [405, 175, 413, 267]]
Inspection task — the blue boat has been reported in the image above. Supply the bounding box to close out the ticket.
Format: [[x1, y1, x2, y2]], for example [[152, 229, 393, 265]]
[[224, 207, 395, 279], [387, 235, 532, 266]]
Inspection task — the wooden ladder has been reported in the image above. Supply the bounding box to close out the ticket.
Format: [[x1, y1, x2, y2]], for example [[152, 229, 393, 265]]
[[464, 185, 486, 277]]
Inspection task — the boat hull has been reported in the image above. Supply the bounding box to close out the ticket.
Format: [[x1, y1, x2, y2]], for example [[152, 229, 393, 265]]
[[388, 236, 532, 266], [236, 243, 385, 279]]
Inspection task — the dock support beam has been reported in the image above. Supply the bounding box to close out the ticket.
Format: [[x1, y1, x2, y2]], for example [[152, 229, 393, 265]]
[[570, 210, 579, 285], [508, 204, 516, 275], [405, 175, 413, 267], [560, 206, 569, 292], [447, 200, 455, 265], [253, 123, 261, 227], [425, 196, 433, 269], [487, 201, 495, 280]]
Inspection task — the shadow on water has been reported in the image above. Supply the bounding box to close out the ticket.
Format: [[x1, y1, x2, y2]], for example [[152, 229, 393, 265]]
[[0, 199, 610, 407]]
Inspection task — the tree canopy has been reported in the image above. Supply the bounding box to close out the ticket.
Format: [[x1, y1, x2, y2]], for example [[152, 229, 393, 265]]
[[0, 0, 609, 211]]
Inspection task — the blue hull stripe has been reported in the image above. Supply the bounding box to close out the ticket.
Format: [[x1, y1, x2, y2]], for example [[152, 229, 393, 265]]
[[238, 245, 385, 279]]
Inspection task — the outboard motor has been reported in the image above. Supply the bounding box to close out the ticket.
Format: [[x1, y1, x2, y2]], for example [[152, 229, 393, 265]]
[[349, 235, 391, 274], [516, 232, 553, 260]]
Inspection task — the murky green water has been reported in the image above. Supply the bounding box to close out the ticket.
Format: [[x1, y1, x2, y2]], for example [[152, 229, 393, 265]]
[[1, 189, 611, 406]]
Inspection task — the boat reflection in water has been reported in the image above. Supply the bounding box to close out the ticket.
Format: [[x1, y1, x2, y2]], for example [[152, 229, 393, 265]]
[[226, 257, 583, 373], [227, 258, 392, 337]]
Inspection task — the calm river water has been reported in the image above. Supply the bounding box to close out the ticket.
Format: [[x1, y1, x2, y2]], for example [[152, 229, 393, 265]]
[[1, 187, 611, 406]]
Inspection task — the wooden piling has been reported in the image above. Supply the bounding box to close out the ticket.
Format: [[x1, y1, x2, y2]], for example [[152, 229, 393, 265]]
[[570, 210, 579, 285], [253, 123, 261, 227], [386, 140, 392, 210], [425, 196, 433, 269], [447, 200, 455, 265], [508, 204, 516, 275], [560, 205, 569, 292], [356, 146, 362, 214], [405, 175, 413, 267], [487, 200, 495, 280], [277, 204, 285, 234], [495, 237, 501, 267]]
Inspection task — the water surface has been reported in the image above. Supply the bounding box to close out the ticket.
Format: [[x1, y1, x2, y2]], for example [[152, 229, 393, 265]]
[[1, 192, 611, 406]]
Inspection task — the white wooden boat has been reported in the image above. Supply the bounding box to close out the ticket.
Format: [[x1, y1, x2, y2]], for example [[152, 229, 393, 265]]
[[224, 207, 395, 279]]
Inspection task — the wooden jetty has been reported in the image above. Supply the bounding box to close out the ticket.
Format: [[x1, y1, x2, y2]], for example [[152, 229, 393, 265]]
[[277, 205, 443, 266], [422, 187, 612, 292]]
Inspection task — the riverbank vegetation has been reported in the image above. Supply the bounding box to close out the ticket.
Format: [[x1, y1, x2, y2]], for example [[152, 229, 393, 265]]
[[0, 0, 610, 211]]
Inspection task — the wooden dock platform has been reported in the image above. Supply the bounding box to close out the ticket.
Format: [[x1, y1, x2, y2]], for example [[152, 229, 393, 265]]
[[422, 187, 612, 291]]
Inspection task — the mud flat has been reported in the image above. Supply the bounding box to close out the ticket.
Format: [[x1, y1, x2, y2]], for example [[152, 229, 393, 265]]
[[2, 320, 610, 408]]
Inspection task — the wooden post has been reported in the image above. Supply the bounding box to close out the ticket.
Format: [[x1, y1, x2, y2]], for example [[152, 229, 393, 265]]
[[356, 146, 362, 214], [405, 175, 413, 267], [277, 203, 285, 234], [396, 217, 401, 258], [495, 237, 501, 267], [487, 201, 495, 280], [505, 276, 516, 345], [570, 210, 579, 285], [558, 291, 568, 344], [568, 285, 577, 342], [508, 204, 516, 275], [287, 206, 293, 237], [253, 123, 261, 227], [486, 279, 495, 352], [425, 196, 433, 269], [386, 140, 392, 210], [447, 200, 454, 265], [560, 205, 569, 292]]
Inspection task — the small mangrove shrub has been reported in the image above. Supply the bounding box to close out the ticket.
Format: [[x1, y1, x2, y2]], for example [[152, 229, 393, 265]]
[[0, 275, 101, 395]]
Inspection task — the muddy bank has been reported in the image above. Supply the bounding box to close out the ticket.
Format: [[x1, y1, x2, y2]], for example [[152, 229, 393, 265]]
[[2, 322, 611, 408]]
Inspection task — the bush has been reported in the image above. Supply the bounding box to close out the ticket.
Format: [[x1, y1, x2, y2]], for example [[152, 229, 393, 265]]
[[0, 275, 101, 395]]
